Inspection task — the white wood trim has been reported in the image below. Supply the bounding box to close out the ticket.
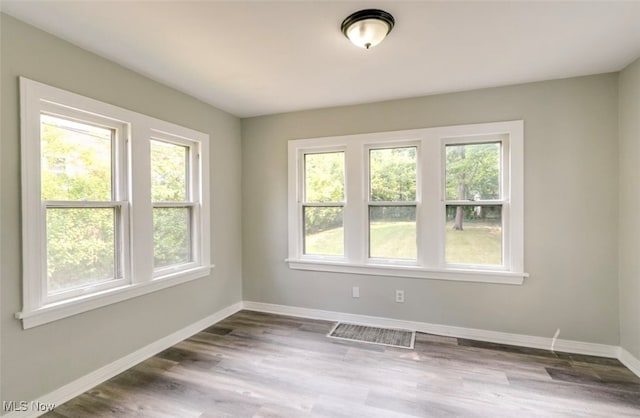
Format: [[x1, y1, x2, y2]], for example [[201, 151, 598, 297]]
[[20, 77, 44, 313], [18, 77, 212, 328], [286, 259, 526, 284], [16, 266, 214, 329], [619, 347, 640, 378], [4, 302, 638, 417], [242, 301, 620, 359], [345, 141, 364, 263], [287, 120, 526, 282], [507, 120, 525, 273], [4, 302, 243, 418]]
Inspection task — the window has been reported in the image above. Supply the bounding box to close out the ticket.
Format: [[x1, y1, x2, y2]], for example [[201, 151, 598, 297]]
[[444, 139, 504, 266], [287, 121, 526, 284], [40, 113, 127, 304], [368, 146, 418, 261], [303, 151, 345, 256], [18, 77, 211, 328], [150, 137, 197, 271]]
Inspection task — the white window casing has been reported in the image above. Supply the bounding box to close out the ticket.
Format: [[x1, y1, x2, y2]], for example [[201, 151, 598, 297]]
[[18, 77, 212, 328], [287, 121, 527, 284]]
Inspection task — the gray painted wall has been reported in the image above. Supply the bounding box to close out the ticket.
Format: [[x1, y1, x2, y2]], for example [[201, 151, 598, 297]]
[[242, 74, 620, 345], [1, 14, 242, 404], [619, 57, 640, 360], [2, 9, 636, 410]]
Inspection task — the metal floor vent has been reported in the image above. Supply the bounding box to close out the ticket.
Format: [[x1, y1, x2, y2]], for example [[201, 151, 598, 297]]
[[328, 323, 415, 349]]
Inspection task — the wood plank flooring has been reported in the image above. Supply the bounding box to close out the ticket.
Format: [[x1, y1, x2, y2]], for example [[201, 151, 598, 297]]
[[45, 311, 640, 417]]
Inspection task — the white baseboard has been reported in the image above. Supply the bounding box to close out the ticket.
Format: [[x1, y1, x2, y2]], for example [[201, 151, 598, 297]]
[[619, 347, 640, 377], [4, 302, 243, 418], [242, 301, 620, 359], [6, 299, 639, 418]]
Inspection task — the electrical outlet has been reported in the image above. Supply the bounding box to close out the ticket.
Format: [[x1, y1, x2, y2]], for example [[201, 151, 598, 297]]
[[395, 290, 405, 303], [352, 286, 360, 298]]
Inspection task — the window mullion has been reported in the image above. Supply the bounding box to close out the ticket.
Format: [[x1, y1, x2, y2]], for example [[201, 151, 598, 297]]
[[129, 124, 154, 283], [344, 141, 364, 263], [422, 135, 441, 268]]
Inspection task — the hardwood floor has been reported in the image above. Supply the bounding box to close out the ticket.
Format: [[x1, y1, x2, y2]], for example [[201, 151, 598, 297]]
[[45, 311, 640, 417]]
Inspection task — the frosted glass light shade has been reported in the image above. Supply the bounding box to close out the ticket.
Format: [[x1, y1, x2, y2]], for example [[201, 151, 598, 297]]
[[341, 9, 395, 50]]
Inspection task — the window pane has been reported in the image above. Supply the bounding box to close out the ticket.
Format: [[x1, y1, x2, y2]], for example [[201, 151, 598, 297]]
[[46, 208, 116, 293], [445, 142, 500, 201], [369, 206, 416, 260], [304, 152, 344, 203], [151, 140, 188, 202], [41, 114, 113, 201], [445, 205, 502, 265], [303, 206, 343, 256], [370, 147, 417, 201], [153, 207, 192, 268]]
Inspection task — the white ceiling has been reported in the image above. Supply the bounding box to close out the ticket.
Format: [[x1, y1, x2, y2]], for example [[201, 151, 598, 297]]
[[2, 1, 640, 118]]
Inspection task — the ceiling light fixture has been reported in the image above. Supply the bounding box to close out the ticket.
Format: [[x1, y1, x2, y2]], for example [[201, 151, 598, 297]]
[[341, 9, 395, 50]]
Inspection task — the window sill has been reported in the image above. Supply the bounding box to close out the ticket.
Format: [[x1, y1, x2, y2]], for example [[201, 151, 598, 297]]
[[286, 259, 527, 285], [15, 265, 214, 329]]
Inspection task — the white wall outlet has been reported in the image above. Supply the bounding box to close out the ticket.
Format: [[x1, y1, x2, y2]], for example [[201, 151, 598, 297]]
[[395, 290, 405, 303], [352, 286, 360, 298]]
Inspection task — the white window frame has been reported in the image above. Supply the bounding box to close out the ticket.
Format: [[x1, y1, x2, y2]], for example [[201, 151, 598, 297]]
[[150, 133, 201, 276], [38, 108, 130, 305], [287, 120, 526, 285], [17, 77, 212, 329], [365, 142, 421, 266], [441, 135, 509, 270], [300, 148, 346, 261]]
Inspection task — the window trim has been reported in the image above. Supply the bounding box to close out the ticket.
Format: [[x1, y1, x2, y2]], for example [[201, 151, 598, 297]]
[[18, 77, 212, 329], [286, 120, 526, 285]]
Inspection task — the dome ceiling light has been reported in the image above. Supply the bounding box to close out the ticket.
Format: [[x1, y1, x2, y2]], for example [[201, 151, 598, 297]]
[[341, 9, 395, 50]]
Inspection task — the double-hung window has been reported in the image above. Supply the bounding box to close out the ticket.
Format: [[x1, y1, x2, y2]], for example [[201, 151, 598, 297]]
[[368, 145, 418, 261], [39, 112, 128, 303], [18, 78, 211, 328], [443, 138, 506, 266], [302, 151, 345, 257], [287, 121, 526, 284], [150, 135, 199, 273]]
